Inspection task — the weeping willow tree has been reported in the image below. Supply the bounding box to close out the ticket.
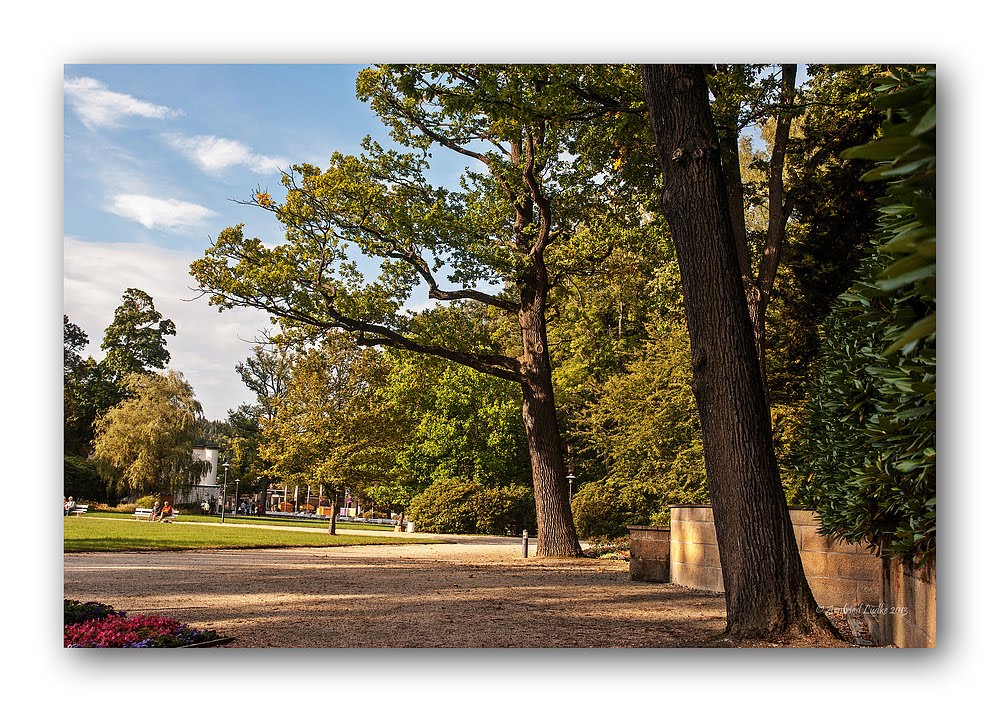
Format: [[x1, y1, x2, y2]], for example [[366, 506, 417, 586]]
[[92, 370, 208, 496]]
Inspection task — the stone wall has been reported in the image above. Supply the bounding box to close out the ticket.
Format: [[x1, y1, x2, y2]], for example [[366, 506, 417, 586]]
[[869, 555, 936, 648], [627, 525, 671, 582], [669, 506, 881, 608]]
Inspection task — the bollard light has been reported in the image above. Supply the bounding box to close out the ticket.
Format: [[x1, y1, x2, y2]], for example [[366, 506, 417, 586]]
[[522, 529, 529, 558], [566, 473, 576, 505]]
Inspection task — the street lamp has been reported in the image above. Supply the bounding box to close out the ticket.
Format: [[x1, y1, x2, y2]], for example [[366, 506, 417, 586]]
[[234, 479, 241, 516], [220, 460, 229, 524], [566, 473, 576, 506]]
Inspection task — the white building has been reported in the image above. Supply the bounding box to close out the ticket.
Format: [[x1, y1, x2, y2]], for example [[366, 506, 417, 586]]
[[191, 443, 220, 486], [174, 442, 222, 505]]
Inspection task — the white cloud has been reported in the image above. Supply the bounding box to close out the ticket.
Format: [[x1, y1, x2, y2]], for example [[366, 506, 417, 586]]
[[64, 237, 273, 421], [108, 194, 216, 231], [65, 77, 181, 129], [166, 134, 288, 174]]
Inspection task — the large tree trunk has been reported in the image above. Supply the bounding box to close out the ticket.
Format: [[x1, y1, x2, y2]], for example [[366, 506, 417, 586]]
[[641, 64, 835, 639], [518, 273, 582, 558]]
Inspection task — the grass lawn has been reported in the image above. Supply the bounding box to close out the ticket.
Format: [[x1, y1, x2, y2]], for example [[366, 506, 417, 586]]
[[64, 516, 427, 553], [87, 511, 394, 531]]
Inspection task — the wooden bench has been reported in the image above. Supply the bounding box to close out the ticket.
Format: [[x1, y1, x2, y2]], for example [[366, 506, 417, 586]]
[[133, 507, 178, 521], [67, 505, 88, 517]]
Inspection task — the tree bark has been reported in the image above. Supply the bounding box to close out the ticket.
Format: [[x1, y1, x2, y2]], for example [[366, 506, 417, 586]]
[[518, 267, 582, 558], [641, 64, 835, 639], [327, 487, 337, 535]]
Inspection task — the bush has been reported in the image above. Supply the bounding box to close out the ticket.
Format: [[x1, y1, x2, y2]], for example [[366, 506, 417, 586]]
[[134, 495, 160, 510], [796, 268, 935, 557], [571, 471, 707, 539], [797, 66, 935, 559], [408, 477, 536, 536], [473, 483, 536, 536], [64, 599, 123, 626], [64, 455, 108, 503]]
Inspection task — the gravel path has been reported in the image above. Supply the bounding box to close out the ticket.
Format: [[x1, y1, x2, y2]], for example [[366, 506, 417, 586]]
[[63, 528, 852, 648]]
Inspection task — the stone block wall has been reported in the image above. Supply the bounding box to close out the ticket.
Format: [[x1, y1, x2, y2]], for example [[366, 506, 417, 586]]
[[869, 555, 936, 648], [669, 506, 880, 608], [627, 526, 671, 582]]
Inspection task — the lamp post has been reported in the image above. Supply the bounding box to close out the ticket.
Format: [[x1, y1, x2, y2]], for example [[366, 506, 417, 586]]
[[234, 479, 241, 516], [566, 473, 576, 506], [220, 460, 229, 524]]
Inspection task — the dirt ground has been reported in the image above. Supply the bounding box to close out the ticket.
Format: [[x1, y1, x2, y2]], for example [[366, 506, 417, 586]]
[[63, 529, 856, 648]]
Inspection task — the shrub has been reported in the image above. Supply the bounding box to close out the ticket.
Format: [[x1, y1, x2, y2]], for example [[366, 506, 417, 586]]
[[64, 599, 123, 626], [472, 483, 536, 536], [133, 495, 162, 510], [797, 66, 936, 559], [571, 472, 706, 539], [408, 477, 536, 535], [796, 267, 935, 557], [64, 455, 108, 503]]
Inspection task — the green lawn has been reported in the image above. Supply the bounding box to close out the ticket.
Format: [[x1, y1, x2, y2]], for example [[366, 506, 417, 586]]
[[64, 516, 425, 553], [86, 511, 394, 531]]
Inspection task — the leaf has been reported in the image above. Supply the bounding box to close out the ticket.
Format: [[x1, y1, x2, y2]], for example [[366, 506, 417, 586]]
[[877, 263, 935, 292], [912, 104, 936, 136], [840, 136, 921, 161], [881, 314, 936, 357]]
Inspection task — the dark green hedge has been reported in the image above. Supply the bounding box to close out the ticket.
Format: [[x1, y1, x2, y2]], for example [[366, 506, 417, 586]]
[[64, 455, 109, 503], [797, 66, 935, 558]]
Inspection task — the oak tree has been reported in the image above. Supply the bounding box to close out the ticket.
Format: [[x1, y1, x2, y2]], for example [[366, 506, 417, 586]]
[[191, 65, 640, 556], [642, 64, 836, 639]]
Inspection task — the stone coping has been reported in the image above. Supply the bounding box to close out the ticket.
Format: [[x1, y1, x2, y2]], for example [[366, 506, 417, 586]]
[[626, 525, 671, 532], [666, 504, 813, 510]]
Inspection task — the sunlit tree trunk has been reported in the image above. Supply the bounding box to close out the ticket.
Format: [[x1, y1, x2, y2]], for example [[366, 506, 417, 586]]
[[642, 63, 836, 639]]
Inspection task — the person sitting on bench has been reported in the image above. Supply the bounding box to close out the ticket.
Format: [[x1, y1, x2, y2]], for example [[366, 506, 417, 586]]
[[156, 500, 174, 522], [149, 500, 163, 521]]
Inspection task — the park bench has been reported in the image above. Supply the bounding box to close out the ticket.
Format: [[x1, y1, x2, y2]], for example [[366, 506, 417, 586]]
[[133, 507, 178, 521], [68, 505, 89, 517]]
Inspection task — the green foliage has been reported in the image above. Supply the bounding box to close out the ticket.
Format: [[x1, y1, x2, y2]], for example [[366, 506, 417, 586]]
[[408, 477, 536, 536], [797, 267, 935, 556], [570, 473, 700, 539], [92, 371, 207, 496], [840, 66, 935, 355], [798, 66, 936, 559], [767, 65, 886, 403], [64, 316, 119, 456], [134, 495, 158, 509], [383, 349, 531, 489], [63, 455, 108, 503], [260, 333, 396, 491], [99, 288, 176, 380], [566, 323, 709, 516]]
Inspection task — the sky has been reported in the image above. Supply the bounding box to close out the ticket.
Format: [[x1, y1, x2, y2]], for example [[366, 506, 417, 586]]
[[63, 64, 476, 421]]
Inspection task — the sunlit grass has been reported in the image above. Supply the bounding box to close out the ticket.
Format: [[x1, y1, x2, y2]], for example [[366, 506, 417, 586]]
[[64, 516, 426, 553], [87, 511, 393, 530]]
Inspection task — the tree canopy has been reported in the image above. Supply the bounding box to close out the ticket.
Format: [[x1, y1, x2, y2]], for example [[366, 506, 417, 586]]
[[100, 288, 176, 380], [92, 370, 206, 496]]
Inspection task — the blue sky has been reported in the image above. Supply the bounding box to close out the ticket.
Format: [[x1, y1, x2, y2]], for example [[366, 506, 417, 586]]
[[64, 64, 478, 421]]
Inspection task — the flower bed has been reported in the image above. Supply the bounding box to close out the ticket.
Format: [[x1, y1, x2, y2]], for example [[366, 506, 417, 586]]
[[582, 535, 631, 561], [64, 599, 225, 648]]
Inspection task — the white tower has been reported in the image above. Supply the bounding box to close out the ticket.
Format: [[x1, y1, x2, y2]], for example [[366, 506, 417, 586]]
[[191, 443, 221, 486]]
